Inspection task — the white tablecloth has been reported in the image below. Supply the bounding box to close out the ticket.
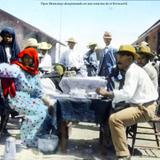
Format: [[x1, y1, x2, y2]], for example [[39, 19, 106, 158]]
[[59, 76, 107, 94]]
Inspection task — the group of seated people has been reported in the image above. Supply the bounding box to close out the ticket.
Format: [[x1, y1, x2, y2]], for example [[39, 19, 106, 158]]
[[0, 27, 159, 160]]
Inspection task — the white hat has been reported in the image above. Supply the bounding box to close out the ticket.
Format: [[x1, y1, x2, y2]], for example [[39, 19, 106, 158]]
[[23, 38, 39, 49], [66, 37, 77, 43], [38, 42, 52, 50]]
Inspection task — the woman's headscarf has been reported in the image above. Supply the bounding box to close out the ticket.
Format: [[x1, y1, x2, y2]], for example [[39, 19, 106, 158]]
[[0, 27, 20, 63], [13, 48, 39, 75], [1, 48, 39, 98]]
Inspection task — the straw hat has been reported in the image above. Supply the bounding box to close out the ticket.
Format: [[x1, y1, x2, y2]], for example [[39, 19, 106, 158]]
[[103, 31, 112, 39], [138, 45, 153, 56], [66, 37, 77, 43], [117, 44, 138, 59], [23, 38, 39, 49], [38, 42, 52, 50]]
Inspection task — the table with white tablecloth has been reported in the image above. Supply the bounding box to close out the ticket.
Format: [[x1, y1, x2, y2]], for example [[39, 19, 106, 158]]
[[59, 76, 107, 95]]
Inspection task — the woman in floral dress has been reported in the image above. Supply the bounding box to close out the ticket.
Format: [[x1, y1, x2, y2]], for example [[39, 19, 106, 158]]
[[0, 48, 48, 147]]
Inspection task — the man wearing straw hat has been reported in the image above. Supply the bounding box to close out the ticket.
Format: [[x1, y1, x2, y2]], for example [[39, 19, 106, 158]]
[[137, 45, 158, 89], [59, 37, 86, 76], [96, 44, 158, 160], [83, 42, 98, 76], [38, 42, 52, 73], [60, 37, 77, 70]]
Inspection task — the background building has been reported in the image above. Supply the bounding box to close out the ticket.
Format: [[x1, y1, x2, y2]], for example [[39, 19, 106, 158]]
[[133, 19, 160, 54], [0, 9, 64, 63]]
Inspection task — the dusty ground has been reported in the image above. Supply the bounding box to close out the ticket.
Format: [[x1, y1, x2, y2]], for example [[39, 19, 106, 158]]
[[0, 118, 160, 160]]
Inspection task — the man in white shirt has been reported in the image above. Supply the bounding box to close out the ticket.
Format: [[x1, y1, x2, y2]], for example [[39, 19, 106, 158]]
[[38, 42, 52, 73], [59, 37, 86, 76], [96, 45, 158, 160], [137, 45, 158, 90], [60, 37, 78, 69]]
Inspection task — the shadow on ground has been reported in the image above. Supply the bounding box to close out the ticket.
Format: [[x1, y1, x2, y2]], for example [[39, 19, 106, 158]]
[[58, 138, 116, 160]]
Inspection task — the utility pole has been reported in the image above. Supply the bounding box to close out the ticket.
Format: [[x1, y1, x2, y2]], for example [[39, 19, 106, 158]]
[[57, 5, 63, 62]]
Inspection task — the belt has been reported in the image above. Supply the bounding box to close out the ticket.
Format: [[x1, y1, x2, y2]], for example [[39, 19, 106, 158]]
[[142, 101, 155, 107]]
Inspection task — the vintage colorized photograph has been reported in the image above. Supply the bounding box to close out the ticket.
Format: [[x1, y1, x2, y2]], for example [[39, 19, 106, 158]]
[[0, 0, 160, 159]]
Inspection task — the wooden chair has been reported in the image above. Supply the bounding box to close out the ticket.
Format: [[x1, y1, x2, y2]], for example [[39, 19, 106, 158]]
[[127, 117, 160, 155]]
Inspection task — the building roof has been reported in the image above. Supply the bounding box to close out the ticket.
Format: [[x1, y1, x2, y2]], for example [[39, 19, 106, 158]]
[[138, 19, 160, 39], [133, 19, 160, 45]]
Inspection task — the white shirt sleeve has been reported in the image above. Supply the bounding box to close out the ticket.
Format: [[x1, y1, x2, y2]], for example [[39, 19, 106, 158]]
[[39, 54, 52, 72], [39, 54, 52, 67], [143, 63, 158, 90], [59, 51, 67, 65], [5, 47, 11, 63]]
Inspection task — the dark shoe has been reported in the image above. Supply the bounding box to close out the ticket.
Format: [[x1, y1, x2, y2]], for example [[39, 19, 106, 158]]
[[117, 156, 131, 160]]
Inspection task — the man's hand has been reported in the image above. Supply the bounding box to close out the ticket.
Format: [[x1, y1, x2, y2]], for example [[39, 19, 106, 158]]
[[96, 88, 114, 98], [96, 88, 108, 96]]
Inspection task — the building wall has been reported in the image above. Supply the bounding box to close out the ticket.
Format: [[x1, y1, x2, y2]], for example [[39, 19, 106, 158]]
[[145, 27, 159, 53], [0, 10, 57, 63], [134, 25, 160, 54]]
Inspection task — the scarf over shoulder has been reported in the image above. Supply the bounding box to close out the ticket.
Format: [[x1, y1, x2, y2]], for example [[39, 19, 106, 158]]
[[1, 48, 39, 98]]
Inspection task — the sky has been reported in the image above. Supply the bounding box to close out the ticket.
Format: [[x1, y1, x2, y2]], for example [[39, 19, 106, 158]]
[[0, 0, 160, 55]]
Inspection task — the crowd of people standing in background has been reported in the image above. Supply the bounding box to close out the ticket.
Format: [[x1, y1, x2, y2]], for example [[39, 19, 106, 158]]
[[0, 26, 159, 160]]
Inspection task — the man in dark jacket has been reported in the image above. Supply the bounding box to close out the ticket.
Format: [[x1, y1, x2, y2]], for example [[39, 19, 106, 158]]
[[98, 31, 121, 91]]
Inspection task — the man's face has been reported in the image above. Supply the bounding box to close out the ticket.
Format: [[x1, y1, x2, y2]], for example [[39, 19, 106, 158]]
[[40, 49, 47, 55], [68, 42, 76, 49], [3, 34, 13, 44], [117, 53, 132, 70], [136, 54, 147, 67], [103, 37, 111, 46]]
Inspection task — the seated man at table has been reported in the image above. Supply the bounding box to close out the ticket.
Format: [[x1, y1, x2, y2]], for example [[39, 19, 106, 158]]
[[96, 44, 158, 160]]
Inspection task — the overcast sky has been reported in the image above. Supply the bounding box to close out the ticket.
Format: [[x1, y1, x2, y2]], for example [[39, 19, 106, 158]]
[[1, 0, 160, 54]]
